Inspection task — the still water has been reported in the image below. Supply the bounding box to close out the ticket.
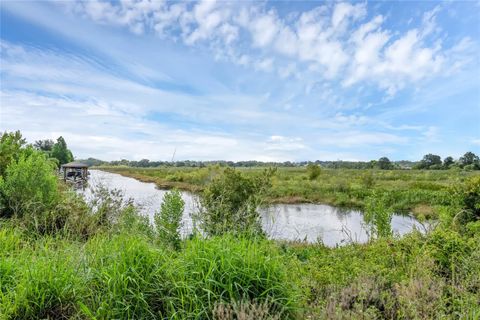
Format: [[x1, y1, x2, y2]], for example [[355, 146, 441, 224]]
[[84, 170, 425, 246]]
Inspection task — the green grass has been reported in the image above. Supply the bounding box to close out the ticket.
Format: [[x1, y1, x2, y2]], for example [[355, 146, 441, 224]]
[[96, 166, 480, 219], [0, 228, 299, 319], [1, 221, 479, 319]]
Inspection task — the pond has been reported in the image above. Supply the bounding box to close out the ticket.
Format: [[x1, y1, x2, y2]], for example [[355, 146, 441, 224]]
[[83, 170, 426, 246]]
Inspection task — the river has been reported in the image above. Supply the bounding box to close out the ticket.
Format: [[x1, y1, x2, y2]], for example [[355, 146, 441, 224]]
[[83, 170, 426, 246]]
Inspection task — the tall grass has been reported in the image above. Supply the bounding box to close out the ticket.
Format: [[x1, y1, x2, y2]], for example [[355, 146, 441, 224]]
[[0, 229, 299, 319]]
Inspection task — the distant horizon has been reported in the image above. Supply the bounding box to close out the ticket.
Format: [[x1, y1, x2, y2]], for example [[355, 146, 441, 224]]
[[76, 153, 476, 164], [1, 1, 479, 161]]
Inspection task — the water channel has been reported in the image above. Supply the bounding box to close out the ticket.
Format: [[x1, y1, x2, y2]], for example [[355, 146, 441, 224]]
[[83, 170, 426, 246]]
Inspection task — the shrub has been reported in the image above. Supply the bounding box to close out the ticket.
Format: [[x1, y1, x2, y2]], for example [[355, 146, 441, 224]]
[[453, 176, 480, 223], [364, 192, 392, 238], [306, 164, 321, 180], [196, 168, 275, 236], [0, 151, 59, 220], [0, 130, 27, 177], [154, 189, 184, 250], [87, 183, 131, 228]]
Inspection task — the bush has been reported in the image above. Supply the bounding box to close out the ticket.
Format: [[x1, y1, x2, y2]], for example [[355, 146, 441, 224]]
[[154, 189, 184, 250], [455, 176, 480, 218], [0, 151, 59, 220], [364, 192, 392, 238], [196, 168, 275, 236], [0, 130, 27, 177], [306, 164, 321, 180]]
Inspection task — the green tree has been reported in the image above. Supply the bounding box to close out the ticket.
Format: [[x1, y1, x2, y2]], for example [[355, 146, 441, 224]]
[[417, 154, 442, 169], [51, 136, 73, 166], [154, 189, 185, 250], [0, 131, 27, 177], [196, 167, 275, 236], [443, 156, 454, 169], [34, 139, 55, 152], [459, 151, 479, 169], [377, 157, 393, 170]]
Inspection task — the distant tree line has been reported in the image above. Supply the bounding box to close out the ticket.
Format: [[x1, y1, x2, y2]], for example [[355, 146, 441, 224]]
[[78, 151, 480, 170]]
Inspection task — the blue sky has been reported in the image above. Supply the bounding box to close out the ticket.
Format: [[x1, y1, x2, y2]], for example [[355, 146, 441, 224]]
[[1, 0, 479, 161]]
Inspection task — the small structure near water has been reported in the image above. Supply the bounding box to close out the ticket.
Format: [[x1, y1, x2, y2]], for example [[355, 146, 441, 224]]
[[61, 161, 89, 182]]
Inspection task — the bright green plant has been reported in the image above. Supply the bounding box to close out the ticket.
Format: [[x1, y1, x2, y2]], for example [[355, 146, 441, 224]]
[[196, 168, 275, 236], [154, 189, 184, 250], [0, 130, 27, 177], [0, 151, 59, 220], [364, 192, 393, 238]]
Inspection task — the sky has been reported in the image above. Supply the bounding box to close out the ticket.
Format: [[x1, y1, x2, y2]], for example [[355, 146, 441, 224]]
[[0, 0, 479, 162]]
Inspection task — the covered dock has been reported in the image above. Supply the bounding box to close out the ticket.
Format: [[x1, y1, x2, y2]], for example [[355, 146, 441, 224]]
[[61, 161, 89, 182]]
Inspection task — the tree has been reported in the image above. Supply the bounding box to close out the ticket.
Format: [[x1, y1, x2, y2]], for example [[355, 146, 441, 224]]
[[377, 157, 393, 170], [154, 189, 184, 250], [34, 139, 55, 152], [51, 136, 73, 166], [417, 154, 442, 169], [0, 131, 27, 177], [443, 156, 454, 169], [459, 152, 479, 169]]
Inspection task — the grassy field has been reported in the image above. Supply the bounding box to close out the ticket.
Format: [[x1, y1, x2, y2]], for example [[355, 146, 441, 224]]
[[97, 166, 480, 219]]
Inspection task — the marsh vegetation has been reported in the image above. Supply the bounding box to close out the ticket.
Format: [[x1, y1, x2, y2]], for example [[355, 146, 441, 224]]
[[1, 131, 479, 319]]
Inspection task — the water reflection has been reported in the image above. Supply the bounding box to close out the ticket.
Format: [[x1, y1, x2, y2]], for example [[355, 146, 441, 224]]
[[83, 170, 424, 246]]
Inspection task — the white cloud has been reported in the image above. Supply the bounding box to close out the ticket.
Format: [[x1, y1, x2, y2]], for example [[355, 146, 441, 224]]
[[331, 2, 366, 29], [64, 0, 474, 94], [249, 10, 280, 47]]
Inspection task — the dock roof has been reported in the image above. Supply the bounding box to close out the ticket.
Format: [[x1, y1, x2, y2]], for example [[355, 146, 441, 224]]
[[61, 161, 89, 168]]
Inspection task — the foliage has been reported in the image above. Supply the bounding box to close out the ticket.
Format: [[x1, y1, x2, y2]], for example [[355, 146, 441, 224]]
[[306, 163, 321, 180], [0, 231, 299, 319], [443, 156, 454, 169], [364, 192, 392, 238], [170, 235, 298, 319], [154, 189, 185, 250], [1, 130, 480, 319], [376, 157, 393, 170], [51, 136, 73, 166], [459, 151, 480, 169], [0, 152, 59, 220], [416, 153, 443, 169], [196, 167, 275, 236], [0, 130, 27, 177], [452, 176, 480, 225], [33, 139, 55, 152]]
